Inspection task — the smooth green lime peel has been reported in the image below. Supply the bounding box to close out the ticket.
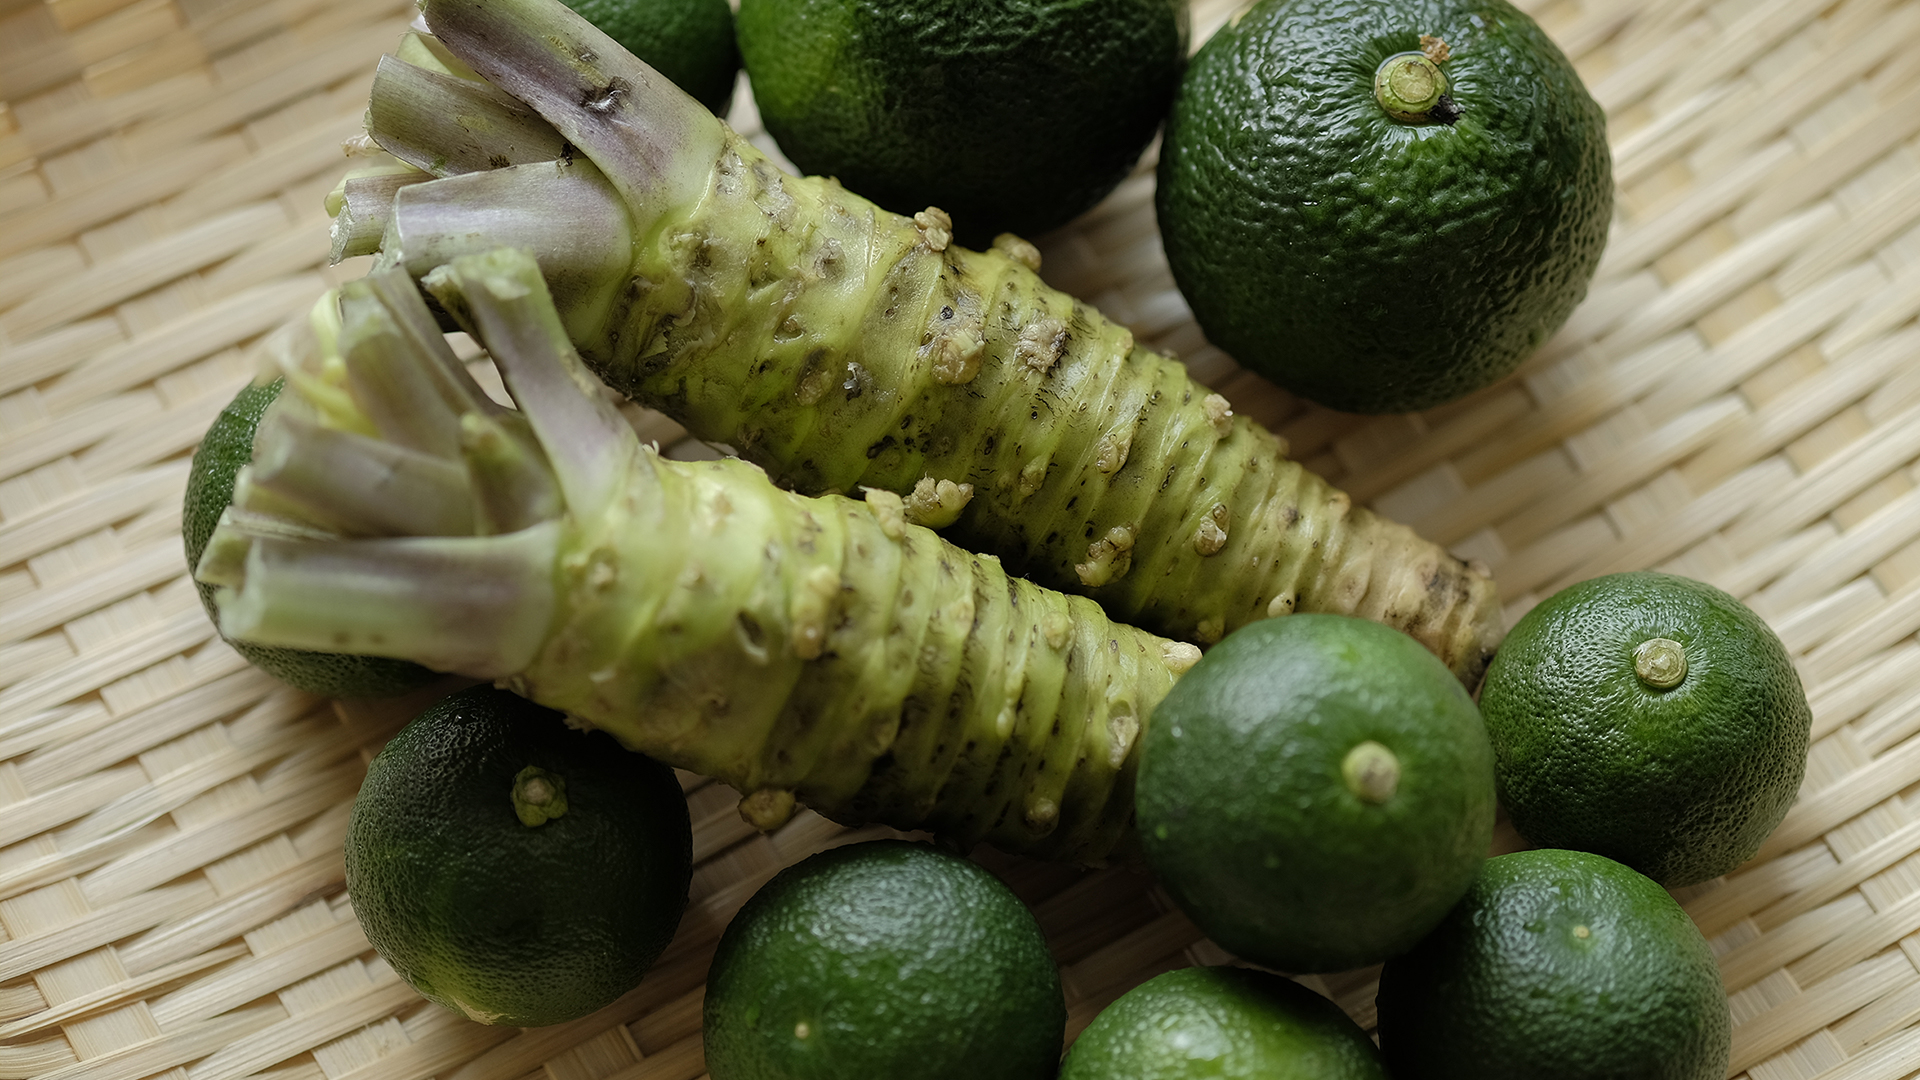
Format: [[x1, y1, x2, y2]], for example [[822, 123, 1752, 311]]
[[1477, 570, 1810, 887]]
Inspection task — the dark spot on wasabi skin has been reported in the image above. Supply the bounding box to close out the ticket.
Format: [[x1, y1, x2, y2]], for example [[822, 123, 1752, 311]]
[[581, 77, 631, 114]]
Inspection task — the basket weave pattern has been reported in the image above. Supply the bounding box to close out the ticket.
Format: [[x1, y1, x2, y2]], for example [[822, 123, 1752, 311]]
[[3, 0, 1920, 1076]]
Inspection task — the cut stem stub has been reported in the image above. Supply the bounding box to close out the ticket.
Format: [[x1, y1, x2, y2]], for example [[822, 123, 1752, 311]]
[[1343, 741, 1402, 804], [1633, 638, 1688, 690], [512, 765, 568, 826], [1374, 52, 1452, 124]]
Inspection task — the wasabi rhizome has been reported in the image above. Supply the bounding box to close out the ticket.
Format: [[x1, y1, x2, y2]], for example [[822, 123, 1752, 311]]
[[330, 0, 1505, 685], [197, 250, 1186, 865]]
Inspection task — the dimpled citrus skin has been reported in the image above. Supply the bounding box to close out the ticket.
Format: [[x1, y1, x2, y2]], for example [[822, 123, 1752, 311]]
[[1059, 966, 1388, 1080], [1156, 0, 1612, 413], [345, 686, 692, 1027], [1135, 614, 1496, 974], [1478, 571, 1811, 887], [702, 840, 1065, 1080], [184, 380, 435, 698], [1376, 849, 1731, 1080], [736, 0, 1187, 245]]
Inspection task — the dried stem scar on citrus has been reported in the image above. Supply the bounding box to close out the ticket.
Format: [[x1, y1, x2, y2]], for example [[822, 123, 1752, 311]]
[[1477, 571, 1812, 887], [346, 685, 692, 1027], [1135, 614, 1496, 973], [1156, 0, 1612, 413]]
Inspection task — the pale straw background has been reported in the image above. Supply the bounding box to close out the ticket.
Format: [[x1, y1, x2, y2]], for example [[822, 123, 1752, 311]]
[[2, 0, 1919, 1076]]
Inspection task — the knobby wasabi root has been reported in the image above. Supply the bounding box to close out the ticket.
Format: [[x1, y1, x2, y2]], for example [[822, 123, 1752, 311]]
[[197, 250, 1196, 866], [340, 0, 1504, 683]]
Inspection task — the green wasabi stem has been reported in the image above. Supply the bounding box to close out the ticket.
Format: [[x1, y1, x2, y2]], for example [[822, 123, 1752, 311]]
[[379, 161, 634, 351], [415, 0, 724, 214], [201, 250, 1194, 866], [326, 158, 432, 262], [391, 28, 482, 82], [214, 523, 564, 675], [345, 0, 1503, 683], [331, 174, 424, 262], [247, 411, 478, 536], [365, 56, 570, 180], [324, 29, 488, 261]]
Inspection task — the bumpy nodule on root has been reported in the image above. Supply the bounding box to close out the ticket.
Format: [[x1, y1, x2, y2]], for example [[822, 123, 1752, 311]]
[[600, 153, 1502, 682], [206, 251, 1187, 866], [360, 0, 1506, 684], [521, 450, 1185, 866]]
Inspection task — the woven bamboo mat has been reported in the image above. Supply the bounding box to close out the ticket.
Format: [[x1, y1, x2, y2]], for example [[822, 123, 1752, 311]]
[[2, 0, 1919, 1075]]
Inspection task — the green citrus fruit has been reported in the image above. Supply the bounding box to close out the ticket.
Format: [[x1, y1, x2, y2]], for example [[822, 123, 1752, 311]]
[[735, 0, 1188, 245], [345, 685, 693, 1026], [1156, 0, 1612, 413], [560, 0, 740, 114], [1375, 848, 1731, 1080], [1135, 614, 1496, 973], [1477, 570, 1811, 887], [703, 839, 1064, 1080], [1059, 966, 1388, 1079], [185, 379, 435, 698]]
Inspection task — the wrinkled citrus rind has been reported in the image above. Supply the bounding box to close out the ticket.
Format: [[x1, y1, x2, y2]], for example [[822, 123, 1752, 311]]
[[1157, 0, 1612, 414]]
